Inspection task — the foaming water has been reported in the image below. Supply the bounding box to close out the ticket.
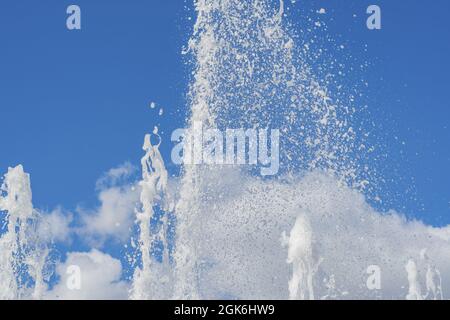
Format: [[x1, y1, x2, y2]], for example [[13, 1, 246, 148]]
[[282, 214, 316, 300], [0, 165, 49, 299], [130, 135, 172, 299]]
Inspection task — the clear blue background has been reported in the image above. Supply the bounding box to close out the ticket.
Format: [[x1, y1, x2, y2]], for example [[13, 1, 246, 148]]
[[1, 0, 449, 229]]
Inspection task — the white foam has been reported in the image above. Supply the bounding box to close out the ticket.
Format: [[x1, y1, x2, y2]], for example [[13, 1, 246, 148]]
[[131, 134, 171, 299], [0, 165, 49, 299]]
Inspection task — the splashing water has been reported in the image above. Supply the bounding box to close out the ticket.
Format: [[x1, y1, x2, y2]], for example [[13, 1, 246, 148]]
[[129, 0, 450, 300], [170, 0, 369, 299], [0, 165, 49, 299], [131, 134, 172, 299], [405, 259, 423, 300], [281, 213, 318, 300], [1, 0, 450, 300], [421, 249, 444, 300], [182, 0, 366, 184]]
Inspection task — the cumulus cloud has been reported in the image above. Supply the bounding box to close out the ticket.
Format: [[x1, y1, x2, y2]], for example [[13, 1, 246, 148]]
[[37, 208, 73, 243], [45, 249, 129, 300], [95, 162, 137, 190], [77, 163, 140, 247], [77, 185, 139, 247]]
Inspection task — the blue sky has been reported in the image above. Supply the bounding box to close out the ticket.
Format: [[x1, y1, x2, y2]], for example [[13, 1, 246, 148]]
[[1, 0, 449, 236]]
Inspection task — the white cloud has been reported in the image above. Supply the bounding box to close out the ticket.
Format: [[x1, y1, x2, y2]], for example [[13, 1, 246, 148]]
[[78, 185, 139, 246], [75, 162, 140, 247], [38, 208, 73, 243], [95, 162, 137, 190], [45, 249, 129, 300]]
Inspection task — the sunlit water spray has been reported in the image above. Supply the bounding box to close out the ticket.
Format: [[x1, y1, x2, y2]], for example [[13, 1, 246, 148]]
[[168, 0, 367, 299], [281, 213, 319, 300], [1, 0, 450, 300], [0, 165, 49, 299], [130, 134, 172, 299], [130, 0, 450, 300]]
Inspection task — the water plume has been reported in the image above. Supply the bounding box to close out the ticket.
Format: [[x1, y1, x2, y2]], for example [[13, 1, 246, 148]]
[[171, 0, 367, 299], [133, 0, 450, 300], [0, 165, 49, 299], [131, 134, 172, 299], [281, 213, 318, 300]]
